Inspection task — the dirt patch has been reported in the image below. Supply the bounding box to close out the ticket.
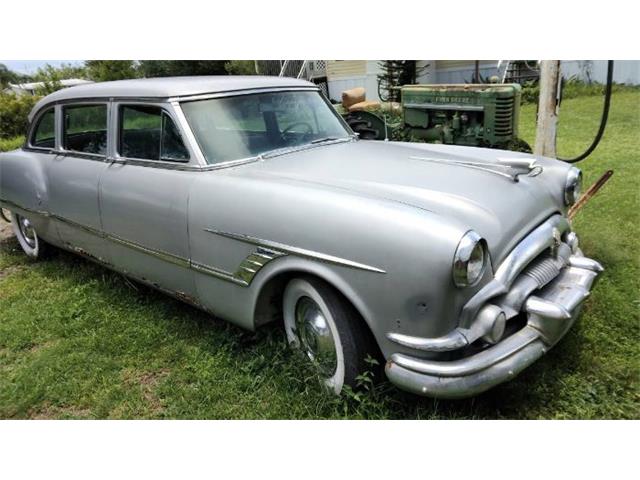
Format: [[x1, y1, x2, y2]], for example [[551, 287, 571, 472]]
[[26, 339, 60, 354], [29, 402, 93, 420], [122, 368, 171, 414], [0, 265, 24, 281], [0, 215, 13, 241]]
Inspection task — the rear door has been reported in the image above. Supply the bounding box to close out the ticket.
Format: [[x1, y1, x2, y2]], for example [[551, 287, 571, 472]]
[[99, 102, 198, 297], [48, 102, 109, 260]]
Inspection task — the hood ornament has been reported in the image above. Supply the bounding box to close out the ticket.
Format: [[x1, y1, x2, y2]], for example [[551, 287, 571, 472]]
[[409, 156, 543, 182]]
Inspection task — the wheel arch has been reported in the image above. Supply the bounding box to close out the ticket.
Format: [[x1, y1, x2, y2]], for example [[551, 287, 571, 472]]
[[250, 258, 382, 353]]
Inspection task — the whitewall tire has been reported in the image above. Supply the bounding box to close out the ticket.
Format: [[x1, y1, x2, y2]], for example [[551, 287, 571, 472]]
[[11, 212, 48, 259], [283, 276, 378, 395]]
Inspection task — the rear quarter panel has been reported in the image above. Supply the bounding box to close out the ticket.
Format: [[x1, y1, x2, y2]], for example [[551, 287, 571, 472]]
[[0, 149, 60, 245]]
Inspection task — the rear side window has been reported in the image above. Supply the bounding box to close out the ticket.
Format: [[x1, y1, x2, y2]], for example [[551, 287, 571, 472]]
[[31, 108, 55, 149], [119, 105, 189, 161], [63, 104, 108, 155]]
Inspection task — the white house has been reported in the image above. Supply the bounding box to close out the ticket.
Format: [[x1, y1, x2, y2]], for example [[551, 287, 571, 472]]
[[5, 78, 93, 96]]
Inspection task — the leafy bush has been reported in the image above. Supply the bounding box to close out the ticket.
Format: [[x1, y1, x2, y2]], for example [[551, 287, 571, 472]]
[[0, 93, 40, 139], [520, 81, 540, 104], [0, 135, 24, 152]]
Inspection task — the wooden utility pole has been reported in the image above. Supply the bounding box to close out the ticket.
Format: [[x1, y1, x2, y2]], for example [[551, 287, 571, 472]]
[[534, 60, 561, 157]]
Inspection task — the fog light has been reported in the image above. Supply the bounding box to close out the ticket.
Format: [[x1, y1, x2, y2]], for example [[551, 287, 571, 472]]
[[477, 305, 506, 345]]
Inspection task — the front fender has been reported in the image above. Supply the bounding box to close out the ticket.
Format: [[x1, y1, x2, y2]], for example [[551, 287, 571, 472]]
[[189, 168, 482, 357]]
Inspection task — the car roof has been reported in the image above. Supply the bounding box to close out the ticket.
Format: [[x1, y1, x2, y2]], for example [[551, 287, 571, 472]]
[[31, 76, 317, 118]]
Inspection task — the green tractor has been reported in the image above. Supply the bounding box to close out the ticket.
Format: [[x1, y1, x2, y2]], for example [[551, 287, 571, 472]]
[[337, 83, 531, 151]]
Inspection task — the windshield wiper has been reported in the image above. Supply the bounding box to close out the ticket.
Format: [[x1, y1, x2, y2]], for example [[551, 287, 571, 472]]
[[260, 137, 351, 160], [310, 136, 348, 144]]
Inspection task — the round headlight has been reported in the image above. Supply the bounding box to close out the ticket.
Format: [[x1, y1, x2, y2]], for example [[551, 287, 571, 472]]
[[453, 231, 486, 288], [564, 167, 582, 206]]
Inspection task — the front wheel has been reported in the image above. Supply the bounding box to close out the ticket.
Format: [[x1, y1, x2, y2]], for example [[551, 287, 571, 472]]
[[10, 212, 49, 259], [283, 276, 378, 395]]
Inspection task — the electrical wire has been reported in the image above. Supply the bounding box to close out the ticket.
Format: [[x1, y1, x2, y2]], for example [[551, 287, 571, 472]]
[[558, 60, 614, 163]]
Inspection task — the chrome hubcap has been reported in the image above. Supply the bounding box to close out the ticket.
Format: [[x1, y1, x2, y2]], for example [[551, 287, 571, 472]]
[[17, 215, 36, 248], [294, 296, 337, 376]]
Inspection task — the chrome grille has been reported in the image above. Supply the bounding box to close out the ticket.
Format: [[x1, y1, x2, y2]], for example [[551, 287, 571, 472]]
[[522, 253, 566, 288]]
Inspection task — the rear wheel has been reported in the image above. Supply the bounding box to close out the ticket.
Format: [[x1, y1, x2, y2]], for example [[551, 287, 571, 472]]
[[283, 276, 378, 394], [11, 212, 48, 259]]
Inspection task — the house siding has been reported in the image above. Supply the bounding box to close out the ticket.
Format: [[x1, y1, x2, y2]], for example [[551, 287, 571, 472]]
[[326, 61, 367, 79]]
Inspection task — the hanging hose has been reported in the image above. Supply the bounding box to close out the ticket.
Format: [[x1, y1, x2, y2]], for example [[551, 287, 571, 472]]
[[558, 60, 614, 163]]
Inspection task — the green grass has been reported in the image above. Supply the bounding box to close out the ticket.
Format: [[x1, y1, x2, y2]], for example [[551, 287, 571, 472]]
[[1, 92, 639, 419]]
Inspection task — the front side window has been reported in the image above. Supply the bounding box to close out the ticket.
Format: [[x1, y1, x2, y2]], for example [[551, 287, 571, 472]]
[[119, 105, 189, 161], [31, 108, 55, 149], [63, 104, 108, 155], [181, 90, 350, 164]]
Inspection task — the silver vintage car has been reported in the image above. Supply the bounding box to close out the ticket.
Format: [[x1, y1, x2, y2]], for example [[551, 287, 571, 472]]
[[0, 76, 602, 398]]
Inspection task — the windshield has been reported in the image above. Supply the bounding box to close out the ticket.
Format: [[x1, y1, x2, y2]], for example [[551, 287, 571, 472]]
[[181, 90, 351, 164]]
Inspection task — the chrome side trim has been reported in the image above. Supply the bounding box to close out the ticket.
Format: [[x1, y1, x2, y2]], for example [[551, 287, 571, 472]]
[[191, 261, 247, 286], [191, 247, 284, 286], [109, 234, 190, 269], [0, 198, 278, 287], [0, 198, 50, 218], [234, 247, 285, 283], [204, 229, 387, 274], [56, 213, 104, 237]]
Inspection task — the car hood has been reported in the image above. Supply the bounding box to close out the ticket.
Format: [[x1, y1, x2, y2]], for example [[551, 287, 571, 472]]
[[238, 140, 564, 263]]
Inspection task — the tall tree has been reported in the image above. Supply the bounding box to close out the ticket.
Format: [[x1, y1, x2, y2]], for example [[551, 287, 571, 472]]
[[85, 60, 138, 81], [224, 60, 257, 75], [138, 60, 229, 78], [0, 63, 31, 87], [29, 63, 87, 95], [377, 60, 426, 102], [33, 63, 87, 82]]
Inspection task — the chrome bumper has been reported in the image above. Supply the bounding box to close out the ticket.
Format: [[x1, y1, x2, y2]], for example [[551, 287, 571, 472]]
[[385, 227, 603, 399]]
